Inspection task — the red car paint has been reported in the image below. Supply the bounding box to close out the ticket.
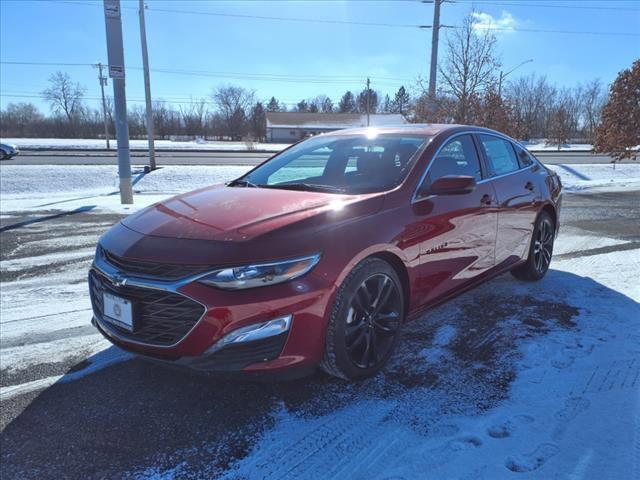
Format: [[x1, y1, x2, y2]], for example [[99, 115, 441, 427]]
[[90, 125, 561, 376]]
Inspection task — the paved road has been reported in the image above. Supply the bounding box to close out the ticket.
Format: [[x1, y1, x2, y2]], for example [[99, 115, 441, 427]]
[[2, 150, 624, 165]]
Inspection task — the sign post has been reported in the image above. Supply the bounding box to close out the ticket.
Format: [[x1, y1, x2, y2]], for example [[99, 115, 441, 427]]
[[103, 0, 133, 204]]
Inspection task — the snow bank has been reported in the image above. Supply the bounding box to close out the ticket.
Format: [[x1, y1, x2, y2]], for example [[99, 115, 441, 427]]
[[0, 137, 289, 152]]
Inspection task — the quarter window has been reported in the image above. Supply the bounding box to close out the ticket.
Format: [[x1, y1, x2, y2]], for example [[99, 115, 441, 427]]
[[478, 135, 520, 176], [426, 135, 483, 185], [513, 144, 534, 167]]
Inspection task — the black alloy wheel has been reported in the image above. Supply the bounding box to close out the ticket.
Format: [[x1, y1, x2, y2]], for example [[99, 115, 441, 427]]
[[511, 210, 555, 281], [533, 216, 554, 274], [321, 258, 405, 380], [345, 274, 402, 369]]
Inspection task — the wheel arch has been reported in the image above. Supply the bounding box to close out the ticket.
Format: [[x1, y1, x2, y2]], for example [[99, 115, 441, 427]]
[[369, 251, 411, 318], [540, 203, 558, 233], [332, 245, 412, 314]]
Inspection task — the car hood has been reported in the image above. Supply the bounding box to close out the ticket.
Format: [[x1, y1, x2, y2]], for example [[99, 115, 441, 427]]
[[121, 184, 383, 241]]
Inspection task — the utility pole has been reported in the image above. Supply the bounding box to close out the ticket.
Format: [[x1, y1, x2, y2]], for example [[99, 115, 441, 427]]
[[428, 0, 442, 112], [103, 0, 133, 204], [138, 0, 156, 171], [95, 62, 111, 150], [366, 77, 371, 126]]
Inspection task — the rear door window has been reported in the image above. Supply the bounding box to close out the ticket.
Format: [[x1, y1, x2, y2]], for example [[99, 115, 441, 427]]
[[478, 135, 520, 176]]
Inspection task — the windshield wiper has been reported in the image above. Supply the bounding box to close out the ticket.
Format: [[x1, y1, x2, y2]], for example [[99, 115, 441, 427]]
[[228, 179, 259, 188], [261, 183, 346, 193]]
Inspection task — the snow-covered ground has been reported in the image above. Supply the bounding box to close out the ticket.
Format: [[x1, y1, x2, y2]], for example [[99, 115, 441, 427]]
[[0, 137, 289, 152], [1, 163, 639, 216], [521, 141, 593, 152], [216, 243, 640, 480]]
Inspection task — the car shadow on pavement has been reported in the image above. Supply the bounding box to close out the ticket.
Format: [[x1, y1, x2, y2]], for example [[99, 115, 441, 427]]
[[1, 269, 639, 479]]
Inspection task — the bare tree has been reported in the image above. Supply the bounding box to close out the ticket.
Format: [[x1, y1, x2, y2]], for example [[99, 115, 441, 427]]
[[438, 12, 501, 123], [0, 102, 45, 137], [309, 95, 333, 113], [506, 74, 556, 139], [581, 79, 606, 142], [211, 86, 255, 139], [548, 105, 572, 150], [180, 99, 208, 138], [42, 71, 86, 134]]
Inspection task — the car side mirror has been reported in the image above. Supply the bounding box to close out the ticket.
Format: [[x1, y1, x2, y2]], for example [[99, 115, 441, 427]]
[[426, 175, 477, 196]]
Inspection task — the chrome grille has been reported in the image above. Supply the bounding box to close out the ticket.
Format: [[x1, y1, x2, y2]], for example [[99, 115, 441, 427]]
[[89, 269, 205, 347]]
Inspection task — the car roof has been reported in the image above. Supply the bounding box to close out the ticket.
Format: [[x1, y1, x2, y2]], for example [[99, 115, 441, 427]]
[[322, 124, 499, 138]]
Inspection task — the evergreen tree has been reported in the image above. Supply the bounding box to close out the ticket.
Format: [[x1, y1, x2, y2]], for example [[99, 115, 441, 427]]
[[338, 91, 357, 113], [381, 94, 392, 113], [296, 99, 309, 112], [357, 88, 378, 114], [250, 101, 266, 140], [321, 96, 334, 113], [266, 96, 281, 112], [393, 86, 410, 115]]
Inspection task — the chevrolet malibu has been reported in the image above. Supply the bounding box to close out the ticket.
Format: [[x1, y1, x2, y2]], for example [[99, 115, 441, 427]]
[[89, 125, 561, 380]]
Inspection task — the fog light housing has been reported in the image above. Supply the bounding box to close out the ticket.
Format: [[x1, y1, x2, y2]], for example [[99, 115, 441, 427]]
[[204, 314, 292, 355]]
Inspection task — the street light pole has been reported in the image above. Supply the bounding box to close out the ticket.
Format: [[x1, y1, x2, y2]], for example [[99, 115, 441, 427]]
[[138, 0, 156, 171], [498, 59, 534, 97]]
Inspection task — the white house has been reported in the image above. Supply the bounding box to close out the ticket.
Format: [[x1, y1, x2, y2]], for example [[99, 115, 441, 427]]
[[265, 112, 408, 143]]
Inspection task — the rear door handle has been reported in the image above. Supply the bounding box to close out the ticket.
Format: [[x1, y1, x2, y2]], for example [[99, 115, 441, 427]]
[[480, 194, 492, 206], [525, 181, 535, 191]]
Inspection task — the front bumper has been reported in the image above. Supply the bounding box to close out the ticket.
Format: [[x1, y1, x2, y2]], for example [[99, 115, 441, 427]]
[[89, 249, 335, 375]]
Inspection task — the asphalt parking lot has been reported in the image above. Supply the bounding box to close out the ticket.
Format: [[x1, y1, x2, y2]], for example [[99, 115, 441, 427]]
[[1, 189, 639, 479]]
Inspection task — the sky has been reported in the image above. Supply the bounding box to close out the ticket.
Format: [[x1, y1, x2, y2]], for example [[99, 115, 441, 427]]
[[1, 0, 639, 113]]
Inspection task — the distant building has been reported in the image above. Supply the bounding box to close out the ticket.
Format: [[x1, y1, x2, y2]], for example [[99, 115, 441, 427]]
[[265, 112, 408, 143]]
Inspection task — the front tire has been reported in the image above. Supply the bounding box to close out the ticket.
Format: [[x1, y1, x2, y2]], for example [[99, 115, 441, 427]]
[[321, 258, 404, 380], [511, 210, 555, 281]]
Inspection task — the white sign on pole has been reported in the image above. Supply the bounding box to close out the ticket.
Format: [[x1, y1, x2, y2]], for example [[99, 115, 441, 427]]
[[104, 0, 120, 18], [109, 65, 125, 78]]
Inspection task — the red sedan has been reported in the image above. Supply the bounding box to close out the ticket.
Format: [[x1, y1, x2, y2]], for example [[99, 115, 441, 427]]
[[89, 125, 562, 380]]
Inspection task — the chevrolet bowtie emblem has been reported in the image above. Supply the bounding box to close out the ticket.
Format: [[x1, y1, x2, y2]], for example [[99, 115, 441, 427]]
[[111, 273, 128, 287]]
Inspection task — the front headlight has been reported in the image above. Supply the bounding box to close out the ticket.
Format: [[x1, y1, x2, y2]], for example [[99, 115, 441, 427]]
[[198, 253, 321, 290]]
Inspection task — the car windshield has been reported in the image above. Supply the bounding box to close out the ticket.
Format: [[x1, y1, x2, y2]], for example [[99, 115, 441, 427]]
[[231, 134, 429, 194]]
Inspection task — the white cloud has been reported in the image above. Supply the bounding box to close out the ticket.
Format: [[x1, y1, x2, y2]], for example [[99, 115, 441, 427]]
[[471, 10, 518, 34]]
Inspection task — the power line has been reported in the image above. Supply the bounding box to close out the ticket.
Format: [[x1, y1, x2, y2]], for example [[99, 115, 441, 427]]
[[0, 61, 412, 85], [51, 0, 432, 29], [66, 1, 640, 37], [39, 0, 640, 36], [455, 0, 640, 12]]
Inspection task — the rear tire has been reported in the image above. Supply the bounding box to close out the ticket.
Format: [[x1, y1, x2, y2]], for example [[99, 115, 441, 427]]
[[511, 210, 555, 281], [320, 258, 404, 380]]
